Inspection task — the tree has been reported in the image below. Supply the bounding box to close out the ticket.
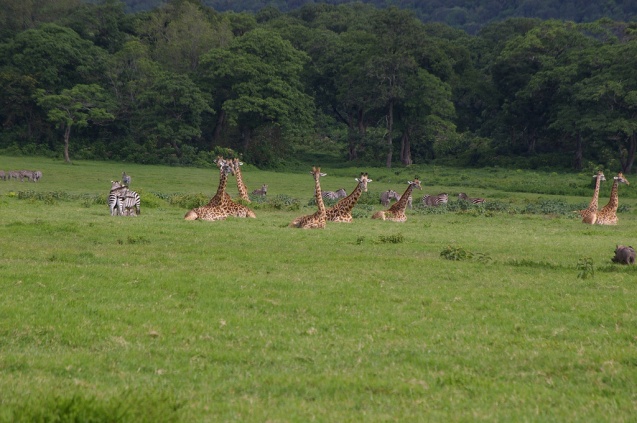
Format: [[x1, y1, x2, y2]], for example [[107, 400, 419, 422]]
[[199, 28, 314, 158], [137, 72, 212, 157], [36, 84, 114, 163]]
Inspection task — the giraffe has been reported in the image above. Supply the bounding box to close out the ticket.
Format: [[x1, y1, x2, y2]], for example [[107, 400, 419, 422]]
[[231, 158, 251, 203], [325, 172, 373, 223], [185, 159, 235, 221], [595, 172, 630, 225], [289, 166, 327, 229], [575, 170, 606, 224], [371, 178, 422, 222], [206, 157, 233, 207]]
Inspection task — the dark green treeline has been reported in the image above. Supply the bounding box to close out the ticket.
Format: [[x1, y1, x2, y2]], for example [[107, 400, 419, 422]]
[[1, 0, 636, 171]]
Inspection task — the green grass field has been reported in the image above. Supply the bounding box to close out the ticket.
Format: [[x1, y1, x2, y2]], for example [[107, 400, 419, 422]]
[[1, 156, 637, 422]]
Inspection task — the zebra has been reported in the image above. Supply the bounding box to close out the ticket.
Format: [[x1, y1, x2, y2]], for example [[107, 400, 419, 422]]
[[380, 189, 400, 207], [422, 193, 449, 207], [8, 171, 20, 180], [121, 189, 141, 216], [33, 171, 42, 182], [251, 184, 268, 196], [122, 171, 131, 186], [0, 170, 4, 181], [108, 181, 127, 216], [19, 170, 36, 182], [322, 188, 347, 200], [458, 192, 485, 204]]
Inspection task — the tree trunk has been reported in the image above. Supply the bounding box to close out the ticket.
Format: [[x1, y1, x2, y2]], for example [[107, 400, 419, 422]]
[[63, 124, 72, 163], [400, 129, 412, 165], [385, 101, 393, 168], [620, 131, 636, 174], [573, 132, 583, 171], [212, 109, 226, 145], [241, 126, 251, 153]]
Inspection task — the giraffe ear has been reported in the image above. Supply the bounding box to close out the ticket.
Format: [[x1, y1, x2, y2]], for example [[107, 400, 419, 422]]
[[368, 179, 373, 182], [355, 178, 360, 182], [320, 172, 327, 177]]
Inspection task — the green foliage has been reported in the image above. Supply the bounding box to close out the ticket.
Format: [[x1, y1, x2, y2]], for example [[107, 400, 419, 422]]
[[377, 233, 404, 244], [440, 245, 474, 261], [577, 257, 595, 279]]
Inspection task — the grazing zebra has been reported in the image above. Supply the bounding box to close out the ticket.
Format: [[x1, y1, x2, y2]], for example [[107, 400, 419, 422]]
[[322, 188, 347, 200], [17, 170, 35, 182], [380, 189, 400, 207], [251, 184, 268, 196], [422, 193, 449, 207], [122, 171, 131, 186], [33, 170, 42, 182], [0, 170, 4, 180], [458, 192, 485, 204], [8, 170, 20, 180]]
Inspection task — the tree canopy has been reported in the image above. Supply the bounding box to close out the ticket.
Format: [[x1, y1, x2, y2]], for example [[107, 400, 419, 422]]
[[1, 0, 637, 171]]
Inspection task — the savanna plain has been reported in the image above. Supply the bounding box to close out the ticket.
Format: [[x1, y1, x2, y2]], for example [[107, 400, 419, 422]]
[[1, 156, 637, 422]]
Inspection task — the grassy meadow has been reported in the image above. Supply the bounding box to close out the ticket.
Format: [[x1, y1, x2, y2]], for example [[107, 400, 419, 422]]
[[1, 155, 637, 422]]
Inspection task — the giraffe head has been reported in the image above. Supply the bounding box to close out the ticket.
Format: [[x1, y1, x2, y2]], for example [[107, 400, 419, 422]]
[[615, 172, 630, 185], [593, 171, 606, 183], [355, 172, 373, 192], [409, 178, 422, 190], [311, 166, 327, 178]]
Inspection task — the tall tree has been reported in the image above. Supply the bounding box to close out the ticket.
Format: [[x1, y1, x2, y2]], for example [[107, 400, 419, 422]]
[[36, 84, 114, 163], [199, 28, 314, 157]]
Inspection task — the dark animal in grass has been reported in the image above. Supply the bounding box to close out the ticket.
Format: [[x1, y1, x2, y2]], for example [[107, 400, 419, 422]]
[[611, 245, 636, 265]]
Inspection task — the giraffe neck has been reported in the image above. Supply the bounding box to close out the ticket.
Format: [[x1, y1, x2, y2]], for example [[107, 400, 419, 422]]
[[604, 179, 619, 210], [214, 168, 229, 202], [314, 174, 325, 214], [335, 181, 364, 213], [587, 176, 603, 211], [234, 161, 250, 201], [390, 184, 414, 212]]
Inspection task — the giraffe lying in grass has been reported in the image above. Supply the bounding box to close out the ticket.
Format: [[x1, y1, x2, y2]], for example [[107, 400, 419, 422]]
[[290, 167, 327, 229], [372, 178, 422, 222]]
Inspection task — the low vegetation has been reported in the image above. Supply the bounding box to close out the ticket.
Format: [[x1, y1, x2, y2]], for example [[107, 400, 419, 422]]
[[1, 156, 637, 421]]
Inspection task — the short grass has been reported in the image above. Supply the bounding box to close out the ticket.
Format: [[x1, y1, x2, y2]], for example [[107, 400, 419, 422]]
[[1, 156, 637, 422]]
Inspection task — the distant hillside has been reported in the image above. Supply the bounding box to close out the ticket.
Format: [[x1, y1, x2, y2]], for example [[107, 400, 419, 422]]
[[121, 0, 637, 34]]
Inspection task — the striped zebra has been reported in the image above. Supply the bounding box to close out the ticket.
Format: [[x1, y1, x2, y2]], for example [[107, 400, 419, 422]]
[[8, 170, 20, 180], [121, 189, 141, 216], [458, 192, 485, 204], [251, 184, 268, 196], [122, 171, 131, 186], [380, 189, 400, 206], [33, 170, 42, 182], [0, 170, 4, 180], [108, 181, 127, 216], [422, 193, 449, 207], [322, 188, 347, 200]]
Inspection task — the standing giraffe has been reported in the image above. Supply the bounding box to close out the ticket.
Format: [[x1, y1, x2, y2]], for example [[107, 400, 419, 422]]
[[231, 158, 251, 203], [206, 157, 234, 207], [290, 167, 327, 229], [575, 171, 606, 224], [371, 178, 422, 222], [325, 172, 372, 223], [595, 172, 630, 225]]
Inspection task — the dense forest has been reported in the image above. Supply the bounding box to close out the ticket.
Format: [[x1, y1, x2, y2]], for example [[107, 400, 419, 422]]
[[122, 0, 637, 35], [1, 0, 636, 171]]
